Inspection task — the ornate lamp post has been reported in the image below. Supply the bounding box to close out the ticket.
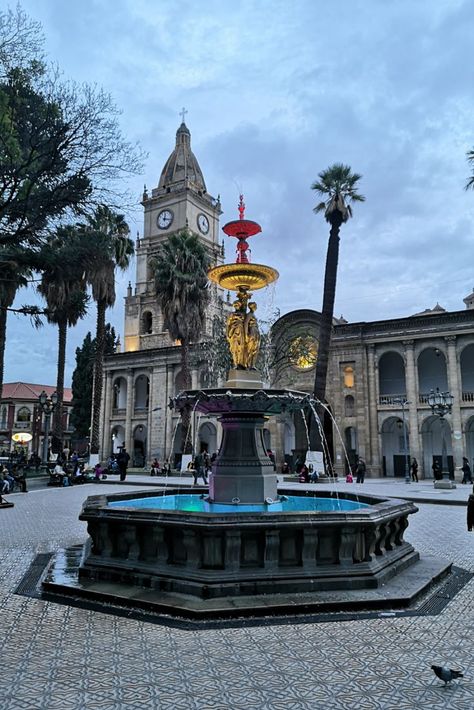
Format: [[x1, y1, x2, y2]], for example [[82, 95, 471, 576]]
[[38, 391, 58, 464], [392, 396, 411, 484], [427, 388, 454, 486]]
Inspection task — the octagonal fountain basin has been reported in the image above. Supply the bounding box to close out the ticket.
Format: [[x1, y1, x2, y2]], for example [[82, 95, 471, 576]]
[[108, 494, 369, 514], [77, 488, 420, 600]]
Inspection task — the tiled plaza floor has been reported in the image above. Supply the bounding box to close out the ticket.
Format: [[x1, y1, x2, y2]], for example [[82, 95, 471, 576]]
[[0, 483, 473, 709]]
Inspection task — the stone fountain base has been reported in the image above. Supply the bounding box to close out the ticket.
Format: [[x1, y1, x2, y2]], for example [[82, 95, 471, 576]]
[[72, 488, 424, 600], [41, 486, 451, 620]]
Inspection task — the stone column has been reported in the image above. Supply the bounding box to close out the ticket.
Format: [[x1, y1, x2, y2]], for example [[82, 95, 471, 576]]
[[146, 368, 153, 463], [367, 345, 381, 470], [165, 365, 174, 460], [403, 340, 422, 472], [445, 336, 463, 468], [274, 416, 286, 472], [101, 371, 113, 459], [125, 369, 134, 453]]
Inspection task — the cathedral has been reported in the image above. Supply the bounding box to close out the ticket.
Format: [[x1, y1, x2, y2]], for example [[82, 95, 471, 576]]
[[99, 122, 474, 479]]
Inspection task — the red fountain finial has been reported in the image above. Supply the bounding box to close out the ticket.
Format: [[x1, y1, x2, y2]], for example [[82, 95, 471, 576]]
[[222, 197, 262, 265], [238, 194, 245, 220]]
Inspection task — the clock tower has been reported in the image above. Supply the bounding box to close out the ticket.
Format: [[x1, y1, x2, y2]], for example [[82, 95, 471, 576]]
[[124, 121, 225, 352]]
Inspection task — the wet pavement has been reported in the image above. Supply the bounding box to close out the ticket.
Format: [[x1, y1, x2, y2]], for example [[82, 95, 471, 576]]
[[0, 481, 473, 709]]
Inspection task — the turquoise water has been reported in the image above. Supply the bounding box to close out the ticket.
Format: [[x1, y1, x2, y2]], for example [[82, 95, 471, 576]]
[[108, 494, 369, 513]]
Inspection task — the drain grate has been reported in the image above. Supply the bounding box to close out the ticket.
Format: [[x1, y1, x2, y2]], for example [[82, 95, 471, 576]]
[[15, 552, 54, 597], [14, 553, 474, 630], [415, 566, 473, 615]]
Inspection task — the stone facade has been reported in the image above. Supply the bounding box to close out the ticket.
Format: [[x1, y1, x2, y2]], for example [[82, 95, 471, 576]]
[[269, 303, 474, 479]]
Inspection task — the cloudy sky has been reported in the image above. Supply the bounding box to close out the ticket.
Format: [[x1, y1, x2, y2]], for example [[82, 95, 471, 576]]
[[6, 0, 474, 386]]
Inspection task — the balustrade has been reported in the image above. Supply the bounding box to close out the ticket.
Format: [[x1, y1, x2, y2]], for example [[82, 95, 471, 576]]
[[378, 394, 407, 406]]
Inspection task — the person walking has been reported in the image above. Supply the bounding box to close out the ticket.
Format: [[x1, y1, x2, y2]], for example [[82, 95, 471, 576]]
[[193, 452, 208, 485], [432, 460, 442, 480], [461, 457, 472, 484], [356, 457, 366, 483], [410, 457, 419, 482], [117, 448, 130, 482]]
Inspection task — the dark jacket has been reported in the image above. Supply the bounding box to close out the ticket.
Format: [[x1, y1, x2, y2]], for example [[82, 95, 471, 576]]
[[468, 493, 474, 532]]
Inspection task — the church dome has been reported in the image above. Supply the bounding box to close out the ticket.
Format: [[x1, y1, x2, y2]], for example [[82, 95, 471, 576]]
[[158, 122, 207, 192]]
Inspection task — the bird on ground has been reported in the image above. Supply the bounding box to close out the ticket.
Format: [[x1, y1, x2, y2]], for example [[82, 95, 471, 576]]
[[431, 665, 464, 687]]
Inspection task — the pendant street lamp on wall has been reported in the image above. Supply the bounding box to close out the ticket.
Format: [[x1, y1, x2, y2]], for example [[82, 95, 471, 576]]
[[427, 387, 455, 488], [392, 396, 411, 484], [38, 391, 58, 465]]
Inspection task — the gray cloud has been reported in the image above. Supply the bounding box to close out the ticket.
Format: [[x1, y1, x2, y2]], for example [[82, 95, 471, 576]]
[[6, 0, 474, 385]]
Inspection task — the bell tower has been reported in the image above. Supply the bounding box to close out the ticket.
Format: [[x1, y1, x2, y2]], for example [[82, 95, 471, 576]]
[[124, 120, 224, 352]]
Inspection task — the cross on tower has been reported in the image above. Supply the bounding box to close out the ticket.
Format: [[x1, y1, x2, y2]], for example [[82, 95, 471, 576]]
[[179, 107, 188, 123]]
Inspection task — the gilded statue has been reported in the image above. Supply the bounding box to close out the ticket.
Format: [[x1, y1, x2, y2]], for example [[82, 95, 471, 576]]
[[244, 302, 260, 369], [226, 295, 261, 370]]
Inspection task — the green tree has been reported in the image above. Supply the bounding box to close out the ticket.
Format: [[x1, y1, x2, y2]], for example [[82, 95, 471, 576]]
[[80, 206, 133, 454], [150, 230, 210, 453], [0, 6, 143, 400], [38, 229, 89, 451], [0, 250, 30, 398], [70, 325, 116, 439]]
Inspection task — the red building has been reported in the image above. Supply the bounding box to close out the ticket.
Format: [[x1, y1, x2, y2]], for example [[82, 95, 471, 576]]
[[0, 383, 73, 456]]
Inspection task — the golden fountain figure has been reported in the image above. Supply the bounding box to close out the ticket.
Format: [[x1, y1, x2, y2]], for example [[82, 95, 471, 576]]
[[208, 195, 278, 385]]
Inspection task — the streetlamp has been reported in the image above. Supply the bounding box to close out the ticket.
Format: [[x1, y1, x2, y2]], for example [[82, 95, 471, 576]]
[[38, 391, 58, 465], [427, 388, 454, 485], [392, 396, 411, 484]]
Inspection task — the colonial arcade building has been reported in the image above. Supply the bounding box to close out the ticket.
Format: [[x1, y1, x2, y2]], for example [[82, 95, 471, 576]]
[[268, 301, 474, 479], [98, 121, 474, 478]]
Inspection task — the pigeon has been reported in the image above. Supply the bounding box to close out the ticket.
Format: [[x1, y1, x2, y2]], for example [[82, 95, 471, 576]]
[[431, 665, 464, 686]]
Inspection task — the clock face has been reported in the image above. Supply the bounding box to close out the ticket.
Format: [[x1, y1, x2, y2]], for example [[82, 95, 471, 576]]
[[197, 213, 210, 234], [157, 209, 173, 230]]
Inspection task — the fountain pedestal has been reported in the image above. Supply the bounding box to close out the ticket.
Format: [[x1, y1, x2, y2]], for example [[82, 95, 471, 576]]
[[210, 412, 277, 504]]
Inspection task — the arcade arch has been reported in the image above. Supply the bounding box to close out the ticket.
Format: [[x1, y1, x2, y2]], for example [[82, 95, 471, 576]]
[[421, 415, 453, 478], [465, 416, 474, 464], [111, 425, 125, 454], [198, 422, 217, 454], [381, 416, 409, 477], [133, 424, 147, 467]]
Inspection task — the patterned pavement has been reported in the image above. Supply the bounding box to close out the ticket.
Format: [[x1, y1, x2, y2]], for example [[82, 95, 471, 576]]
[[0, 483, 473, 709]]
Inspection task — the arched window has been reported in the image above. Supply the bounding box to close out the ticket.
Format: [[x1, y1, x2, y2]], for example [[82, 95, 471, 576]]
[[460, 344, 474, 400], [134, 375, 149, 410], [418, 347, 448, 394], [16, 406, 31, 422], [344, 395, 355, 416], [343, 366, 354, 388], [1, 406, 7, 428], [378, 351, 406, 396], [141, 311, 153, 335], [112, 377, 127, 409]]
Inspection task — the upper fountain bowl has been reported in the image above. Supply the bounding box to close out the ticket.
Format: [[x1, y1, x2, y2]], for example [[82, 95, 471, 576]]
[[208, 263, 279, 291], [172, 387, 312, 416]]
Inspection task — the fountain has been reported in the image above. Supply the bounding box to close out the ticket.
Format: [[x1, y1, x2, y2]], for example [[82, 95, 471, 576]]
[[42, 198, 451, 618]]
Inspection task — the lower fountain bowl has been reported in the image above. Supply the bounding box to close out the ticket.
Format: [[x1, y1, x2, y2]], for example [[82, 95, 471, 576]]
[[77, 487, 419, 599]]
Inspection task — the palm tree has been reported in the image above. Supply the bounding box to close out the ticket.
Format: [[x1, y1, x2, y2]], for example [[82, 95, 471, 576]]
[[81, 206, 132, 455], [38, 229, 89, 452], [0, 252, 29, 399], [311, 164, 364, 438], [150, 229, 210, 454]]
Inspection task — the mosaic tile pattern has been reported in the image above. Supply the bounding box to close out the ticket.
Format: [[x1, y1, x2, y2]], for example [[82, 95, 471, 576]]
[[0, 484, 473, 709]]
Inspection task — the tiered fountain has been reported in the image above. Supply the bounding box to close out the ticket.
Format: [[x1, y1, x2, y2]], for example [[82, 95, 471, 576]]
[[42, 199, 450, 618]]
